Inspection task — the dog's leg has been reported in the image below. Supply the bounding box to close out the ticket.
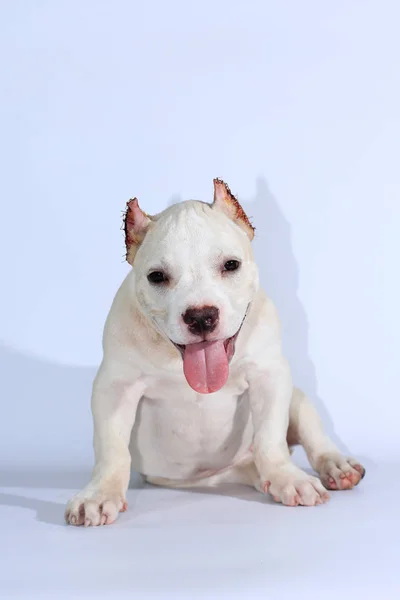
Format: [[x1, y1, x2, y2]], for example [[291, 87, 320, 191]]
[[288, 387, 366, 490], [249, 362, 330, 506], [65, 370, 145, 526]]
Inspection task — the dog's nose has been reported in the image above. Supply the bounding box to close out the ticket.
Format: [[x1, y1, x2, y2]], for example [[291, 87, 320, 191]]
[[182, 306, 219, 336]]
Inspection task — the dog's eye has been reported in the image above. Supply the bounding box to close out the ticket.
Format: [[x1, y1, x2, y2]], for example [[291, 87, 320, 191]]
[[223, 260, 240, 272], [148, 271, 168, 284]]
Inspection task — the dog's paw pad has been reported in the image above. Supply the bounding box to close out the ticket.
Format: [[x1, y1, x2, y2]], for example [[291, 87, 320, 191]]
[[316, 453, 365, 491], [65, 492, 126, 527], [268, 473, 329, 507]]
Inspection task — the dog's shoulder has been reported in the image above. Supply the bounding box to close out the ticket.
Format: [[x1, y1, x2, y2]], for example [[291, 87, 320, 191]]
[[235, 288, 284, 367], [246, 287, 282, 337]]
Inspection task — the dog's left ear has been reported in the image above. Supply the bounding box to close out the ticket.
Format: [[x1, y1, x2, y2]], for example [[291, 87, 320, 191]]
[[123, 198, 152, 264], [212, 179, 255, 240]]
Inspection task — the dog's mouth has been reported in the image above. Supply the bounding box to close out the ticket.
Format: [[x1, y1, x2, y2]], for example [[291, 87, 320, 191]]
[[171, 312, 247, 395], [173, 336, 236, 360]]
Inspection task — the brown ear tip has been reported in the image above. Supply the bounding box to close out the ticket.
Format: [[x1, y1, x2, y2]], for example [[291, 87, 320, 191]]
[[214, 178, 235, 200], [123, 198, 136, 234], [127, 197, 139, 208]]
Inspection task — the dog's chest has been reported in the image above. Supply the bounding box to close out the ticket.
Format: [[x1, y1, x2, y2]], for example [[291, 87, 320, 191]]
[[130, 367, 251, 477], [143, 359, 248, 402]]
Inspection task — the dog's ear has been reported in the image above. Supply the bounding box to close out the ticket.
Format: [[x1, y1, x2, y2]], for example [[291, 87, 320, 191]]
[[123, 198, 152, 264], [212, 179, 255, 240]]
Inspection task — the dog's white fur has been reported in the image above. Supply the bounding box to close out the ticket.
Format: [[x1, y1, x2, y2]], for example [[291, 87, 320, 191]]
[[66, 185, 364, 526]]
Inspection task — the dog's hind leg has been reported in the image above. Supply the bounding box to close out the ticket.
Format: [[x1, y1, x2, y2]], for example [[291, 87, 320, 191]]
[[287, 387, 365, 491]]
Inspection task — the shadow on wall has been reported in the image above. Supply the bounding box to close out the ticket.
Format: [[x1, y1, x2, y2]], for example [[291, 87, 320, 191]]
[[0, 344, 96, 482], [241, 178, 345, 450]]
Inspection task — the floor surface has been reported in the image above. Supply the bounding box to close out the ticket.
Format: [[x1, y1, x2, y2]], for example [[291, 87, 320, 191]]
[[1, 460, 399, 599]]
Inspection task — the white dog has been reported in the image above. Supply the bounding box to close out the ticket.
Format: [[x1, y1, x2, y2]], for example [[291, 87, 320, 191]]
[[65, 179, 365, 526]]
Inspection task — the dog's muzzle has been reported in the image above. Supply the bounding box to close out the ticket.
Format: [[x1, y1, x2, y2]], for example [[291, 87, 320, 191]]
[[171, 306, 249, 394]]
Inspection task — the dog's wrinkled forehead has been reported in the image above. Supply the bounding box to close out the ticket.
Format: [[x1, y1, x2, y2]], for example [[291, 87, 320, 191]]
[[148, 203, 248, 269], [123, 179, 254, 266]]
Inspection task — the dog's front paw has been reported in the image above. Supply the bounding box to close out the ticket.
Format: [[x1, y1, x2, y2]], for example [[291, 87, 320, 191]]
[[315, 452, 366, 491], [65, 486, 127, 527], [263, 469, 330, 507]]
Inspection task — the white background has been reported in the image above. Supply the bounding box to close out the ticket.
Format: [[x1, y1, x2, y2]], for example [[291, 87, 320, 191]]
[[1, 1, 399, 598]]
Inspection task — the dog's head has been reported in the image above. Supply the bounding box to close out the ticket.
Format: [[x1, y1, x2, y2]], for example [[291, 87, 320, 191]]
[[124, 179, 258, 394]]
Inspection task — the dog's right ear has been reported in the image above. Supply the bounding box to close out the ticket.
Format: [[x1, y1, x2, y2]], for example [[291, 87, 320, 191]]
[[123, 198, 152, 264], [212, 179, 255, 241]]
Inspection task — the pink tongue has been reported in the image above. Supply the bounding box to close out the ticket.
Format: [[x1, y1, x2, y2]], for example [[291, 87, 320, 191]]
[[183, 340, 229, 394]]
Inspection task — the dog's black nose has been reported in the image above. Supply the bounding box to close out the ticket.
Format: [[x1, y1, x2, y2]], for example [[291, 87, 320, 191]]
[[182, 306, 219, 336]]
